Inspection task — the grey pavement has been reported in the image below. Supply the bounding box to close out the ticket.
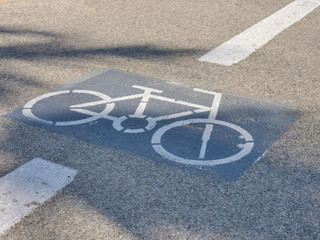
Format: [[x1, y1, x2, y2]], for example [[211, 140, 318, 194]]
[[0, 0, 319, 239]]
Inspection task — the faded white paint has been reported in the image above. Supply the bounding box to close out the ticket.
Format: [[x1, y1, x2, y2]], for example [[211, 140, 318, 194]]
[[199, 123, 214, 159], [0, 158, 77, 235], [199, 0, 320, 65], [152, 119, 254, 166], [23, 90, 115, 126], [21, 85, 254, 166], [130, 86, 163, 118]]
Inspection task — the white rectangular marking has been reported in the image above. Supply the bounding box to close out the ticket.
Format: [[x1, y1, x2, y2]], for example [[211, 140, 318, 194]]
[[0, 158, 77, 235], [199, 0, 320, 66]]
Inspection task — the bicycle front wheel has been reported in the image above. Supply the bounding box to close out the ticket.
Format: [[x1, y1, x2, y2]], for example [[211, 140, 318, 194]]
[[151, 118, 254, 167]]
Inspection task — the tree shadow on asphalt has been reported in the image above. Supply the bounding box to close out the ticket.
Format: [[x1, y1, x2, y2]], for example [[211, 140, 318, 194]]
[[0, 72, 46, 105], [0, 26, 57, 38], [0, 26, 201, 61], [0, 25, 202, 108]]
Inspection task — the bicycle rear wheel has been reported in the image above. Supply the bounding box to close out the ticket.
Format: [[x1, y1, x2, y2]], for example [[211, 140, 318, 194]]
[[22, 90, 115, 126]]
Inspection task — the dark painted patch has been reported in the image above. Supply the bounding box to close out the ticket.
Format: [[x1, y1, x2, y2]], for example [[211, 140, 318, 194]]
[[6, 70, 299, 181]]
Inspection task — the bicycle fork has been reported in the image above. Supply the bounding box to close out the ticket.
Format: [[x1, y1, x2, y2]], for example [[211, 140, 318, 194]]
[[193, 88, 222, 159]]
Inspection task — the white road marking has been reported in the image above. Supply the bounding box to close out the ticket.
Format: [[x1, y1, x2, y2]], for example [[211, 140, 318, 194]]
[[151, 119, 254, 166], [68, 86, 219, 134], [23, 91, 71, 126], [71, 94, 142, 108], [195, 90, 222, 159], [23, 90, 115, 126], [0, 158, 77, 235], [199, 123, 214, 159], [20, 86, 252, 166], [199, 0, 320, 66], [150, 111, 194, 122], [151, 95, 212, 110], [130, 86, 163, 118]]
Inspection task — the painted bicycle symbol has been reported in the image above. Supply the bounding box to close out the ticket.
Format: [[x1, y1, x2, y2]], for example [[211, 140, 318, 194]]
[[22, 85, 254, 166]]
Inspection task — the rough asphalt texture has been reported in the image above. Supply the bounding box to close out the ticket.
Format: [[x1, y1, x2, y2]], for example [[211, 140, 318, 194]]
[[0, 0, 319, 239]]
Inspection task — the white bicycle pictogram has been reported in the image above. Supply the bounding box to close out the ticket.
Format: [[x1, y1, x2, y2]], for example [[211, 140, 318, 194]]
[[22, 85, 254, 166]]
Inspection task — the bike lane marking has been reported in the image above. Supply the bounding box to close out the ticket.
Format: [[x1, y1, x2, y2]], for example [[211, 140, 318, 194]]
[[199, 0, 320, 66], [0, 158, 77, 235], [5, 70, 299, 181]]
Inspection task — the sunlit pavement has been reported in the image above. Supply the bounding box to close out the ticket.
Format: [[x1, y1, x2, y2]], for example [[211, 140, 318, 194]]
[[0, 0, 319, 239]]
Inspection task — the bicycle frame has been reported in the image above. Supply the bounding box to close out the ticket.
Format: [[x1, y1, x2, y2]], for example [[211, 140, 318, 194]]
[[70, 85, 222, 133]]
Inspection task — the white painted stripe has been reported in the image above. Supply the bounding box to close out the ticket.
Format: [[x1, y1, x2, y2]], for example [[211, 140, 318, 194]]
[[71, 94, 142, 108], [130, 86, 161, 118], [152, 95, 211, 110], [199, 0, 320, 66], [199, 124, 214, 159], [0, 158, 77, 235], [151, 111, 194, 122]]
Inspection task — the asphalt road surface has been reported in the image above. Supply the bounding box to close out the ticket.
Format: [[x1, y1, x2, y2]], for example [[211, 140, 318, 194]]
[[0, 0, 319, 239]]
